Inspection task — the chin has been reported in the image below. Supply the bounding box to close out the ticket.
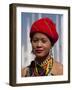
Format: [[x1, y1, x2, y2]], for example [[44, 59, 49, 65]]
[[36, 54, 45, 58], [35, 52, 49, 58]]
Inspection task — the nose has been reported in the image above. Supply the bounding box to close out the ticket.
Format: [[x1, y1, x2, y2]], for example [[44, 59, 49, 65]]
[[37, 41, 42, 47]]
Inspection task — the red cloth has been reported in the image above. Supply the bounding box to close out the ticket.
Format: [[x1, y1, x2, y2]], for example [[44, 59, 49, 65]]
[[30, 18, 59, 45]]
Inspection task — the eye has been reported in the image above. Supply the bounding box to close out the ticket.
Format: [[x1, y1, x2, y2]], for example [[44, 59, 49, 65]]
[[41, 39, 48, 43], [32, 39, 38, 43]]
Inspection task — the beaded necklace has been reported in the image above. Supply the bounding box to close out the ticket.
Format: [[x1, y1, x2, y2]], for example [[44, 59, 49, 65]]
[[32, 56, 53, 76]]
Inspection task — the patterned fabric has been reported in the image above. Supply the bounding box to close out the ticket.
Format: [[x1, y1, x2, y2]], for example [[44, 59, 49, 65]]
[[30, 56, 53, 76]]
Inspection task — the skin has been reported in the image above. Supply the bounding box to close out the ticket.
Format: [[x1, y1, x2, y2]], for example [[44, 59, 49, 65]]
[[31, 33, 52, 62]]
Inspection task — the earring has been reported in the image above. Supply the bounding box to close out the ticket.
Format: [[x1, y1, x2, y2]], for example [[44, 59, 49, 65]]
[[49, 49, 53, 57]]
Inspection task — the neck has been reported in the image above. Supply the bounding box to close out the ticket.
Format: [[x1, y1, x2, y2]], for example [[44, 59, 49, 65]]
[[35, 53, 50, 64]]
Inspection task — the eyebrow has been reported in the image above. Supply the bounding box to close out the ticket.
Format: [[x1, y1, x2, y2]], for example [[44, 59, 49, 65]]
[[33, 37, 49, 41], [33, 37, 47, 39]]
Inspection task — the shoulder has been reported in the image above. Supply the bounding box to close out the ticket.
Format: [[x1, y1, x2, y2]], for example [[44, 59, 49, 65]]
[[21, 66, 30, 77], [50, 60, 63, 75], [21, 61, 35, 77]]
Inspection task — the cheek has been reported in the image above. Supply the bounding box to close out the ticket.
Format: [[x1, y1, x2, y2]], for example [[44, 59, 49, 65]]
[[44, 44, 51, 52], [31, 43, 37, 54], [31, 43, 36, 50]]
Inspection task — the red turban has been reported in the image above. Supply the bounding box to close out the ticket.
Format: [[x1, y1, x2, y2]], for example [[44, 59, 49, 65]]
[[30, 18, 59, 45]]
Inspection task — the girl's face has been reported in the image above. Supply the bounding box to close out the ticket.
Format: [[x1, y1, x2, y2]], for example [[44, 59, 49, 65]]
[[31, 33, 52, 58]]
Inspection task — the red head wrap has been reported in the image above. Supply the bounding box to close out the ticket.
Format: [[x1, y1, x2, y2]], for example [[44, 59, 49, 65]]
[[30, 18, 59, 45]]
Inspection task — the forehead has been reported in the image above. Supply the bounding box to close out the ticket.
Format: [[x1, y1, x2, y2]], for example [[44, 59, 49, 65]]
[[32, 33, 49, 39]]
